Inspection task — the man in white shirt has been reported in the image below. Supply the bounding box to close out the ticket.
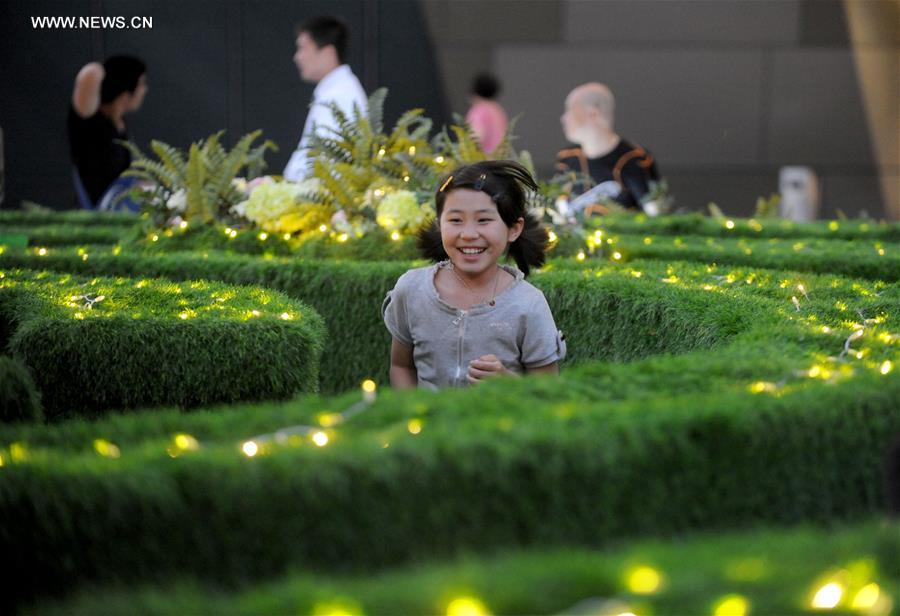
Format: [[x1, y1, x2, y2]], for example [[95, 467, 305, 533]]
[[283, 16, 367, 181]]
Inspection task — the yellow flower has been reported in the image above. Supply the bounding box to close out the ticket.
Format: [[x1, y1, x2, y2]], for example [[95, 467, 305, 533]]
[[376, 190, 429, 232]]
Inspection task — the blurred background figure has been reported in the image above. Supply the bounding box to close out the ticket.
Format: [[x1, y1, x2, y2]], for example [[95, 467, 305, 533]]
[[283, 15, 367, 181], [465, 72, 508, 155], [68, 55, 147, 211], [557, 82, 660, 215]]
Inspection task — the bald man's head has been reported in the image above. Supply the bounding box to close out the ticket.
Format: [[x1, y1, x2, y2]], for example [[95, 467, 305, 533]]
[[561, 82, 616, 145], [572, 83, 615, 124]]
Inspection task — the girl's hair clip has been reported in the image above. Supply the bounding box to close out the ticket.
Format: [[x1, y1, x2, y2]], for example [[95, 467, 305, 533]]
[[473, 173, 487, 191], [439, 175, 454, 192]]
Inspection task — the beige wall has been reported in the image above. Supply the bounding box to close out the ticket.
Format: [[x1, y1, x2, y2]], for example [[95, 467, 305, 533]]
[[422, 0, 899, 220]]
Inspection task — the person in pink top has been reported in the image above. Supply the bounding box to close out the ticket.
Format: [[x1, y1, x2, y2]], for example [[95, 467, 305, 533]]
[[465, 73, 509, 155]]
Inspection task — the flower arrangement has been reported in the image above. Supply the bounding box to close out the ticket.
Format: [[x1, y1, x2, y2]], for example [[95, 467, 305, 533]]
[[375, 190, 432, 232]]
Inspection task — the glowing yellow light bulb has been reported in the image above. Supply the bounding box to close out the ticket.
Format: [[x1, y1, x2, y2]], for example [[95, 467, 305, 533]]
[[612, 251, 622, 260], [822, 326, 831, 333], [229, 230, 237, 239], [319, 224, 328, 233], [151, 234, 159, 242], [317, 412, 343, 428], [93, 439, 121, 459], [408, 145, 416, 155], [851, 583, 880, 609], [446, 596, 490, 616], [576, 250, 586, 261], [713, 594, 749, 616], [179, 220, 189, 229], [81, 253, 89, 261], [725, 220, 735, 229], [808, 366, 822, 378], [179, 312, 188, 319], [377, 147, 386, 158], [403, 175, 410, 182], [811, 582, 843, 609], [435, 155, 445, 163], [283, 233, 291, 240], [877, 248, 885, 256], [626, 565, 662, 594], [241, 441, 258, 457], [390, 231, 401, 241], [250, 310, 260, 317], [548, 230, 558, 243], [37, 247, 48, 256], [361, 379, 377, 402], [312, 431, 329, 447], [337, 233, 349, 243], [829, 221, 839, 231], [258, 232, 268, 241], [174, 433, 199, 451], [10, 442, 28, 462], [407, 419, 423, 435], [880, 360, 893, 375], [749, 381, 774, 394]]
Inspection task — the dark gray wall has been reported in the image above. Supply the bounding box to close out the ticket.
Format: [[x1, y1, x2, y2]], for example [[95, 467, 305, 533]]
[[0, 0, 448, 210]]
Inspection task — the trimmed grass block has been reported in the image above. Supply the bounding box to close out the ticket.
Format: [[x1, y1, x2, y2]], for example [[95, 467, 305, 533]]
[[0, 269, 326, 418]]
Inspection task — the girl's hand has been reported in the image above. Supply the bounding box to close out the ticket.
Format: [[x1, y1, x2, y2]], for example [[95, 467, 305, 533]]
[[467, 354, 516, 383]]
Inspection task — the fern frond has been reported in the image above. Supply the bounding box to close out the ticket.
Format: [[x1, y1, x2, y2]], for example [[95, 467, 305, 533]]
[[122, 159, 180, 190], [312, 160, 354, 209], [184, 143, 212, 223], [246, 139, 278, 179], [366, 87, 387, 134]]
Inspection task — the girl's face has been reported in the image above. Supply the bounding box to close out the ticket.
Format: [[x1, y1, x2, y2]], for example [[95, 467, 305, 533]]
[[440, 189, 523, 278]]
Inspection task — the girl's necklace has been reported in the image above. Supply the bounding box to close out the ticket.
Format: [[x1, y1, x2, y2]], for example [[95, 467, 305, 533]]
[[449, 263, 501, 307]]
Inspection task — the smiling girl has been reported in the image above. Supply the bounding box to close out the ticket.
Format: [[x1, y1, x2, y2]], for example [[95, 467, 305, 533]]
[[382, 160, 566, 389]]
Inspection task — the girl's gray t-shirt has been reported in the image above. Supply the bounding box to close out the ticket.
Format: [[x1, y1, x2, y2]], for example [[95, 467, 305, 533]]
[[382, 262, 566, 389]]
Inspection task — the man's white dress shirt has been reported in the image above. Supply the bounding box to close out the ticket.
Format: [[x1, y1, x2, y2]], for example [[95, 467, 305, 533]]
[[283, 64, 367, 181]]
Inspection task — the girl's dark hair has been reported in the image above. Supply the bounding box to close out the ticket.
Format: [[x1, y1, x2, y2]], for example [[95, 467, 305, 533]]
[[101, 55, 146, 104], [417, 160, 549, 277]]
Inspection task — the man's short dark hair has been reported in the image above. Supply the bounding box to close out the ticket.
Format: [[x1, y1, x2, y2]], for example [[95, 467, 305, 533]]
[[297, 15, 349, 64], [101, 55, 146, 104], [472, 73, 500, 99]]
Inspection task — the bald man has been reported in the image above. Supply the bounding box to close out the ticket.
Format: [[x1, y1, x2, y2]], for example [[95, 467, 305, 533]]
[[557, 82, 661, 214]]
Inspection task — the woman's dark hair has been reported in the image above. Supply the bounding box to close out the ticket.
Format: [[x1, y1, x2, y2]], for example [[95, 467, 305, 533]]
[[297, 15, 349, 64], [417, 160, 549, 276], [100, 55, 146, 104], [471, 73, 500, 99]]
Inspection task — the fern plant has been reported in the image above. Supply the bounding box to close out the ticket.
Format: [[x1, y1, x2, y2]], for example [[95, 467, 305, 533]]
[[304, 88, 447, 229], [119, 130, 277, 226]]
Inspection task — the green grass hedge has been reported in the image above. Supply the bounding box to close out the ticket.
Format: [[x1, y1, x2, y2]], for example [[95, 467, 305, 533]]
[[34, 521, 900, 615], [123, 223, 421, 261], [0, 269, 326, 419], [0, 224, 130, 247], [592, 212, 900, 242], [0, 209, 138, 227], [575, 233, 900, 282], [0, 247, 772, 392], [0, 367, 897, 607], [0, 356, 41, 422], [0, 248, 897, 605]]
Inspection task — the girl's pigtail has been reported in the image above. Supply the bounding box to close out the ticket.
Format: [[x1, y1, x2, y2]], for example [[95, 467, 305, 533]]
[[416, 219, 448, 262], [507, 212, 548, 277]]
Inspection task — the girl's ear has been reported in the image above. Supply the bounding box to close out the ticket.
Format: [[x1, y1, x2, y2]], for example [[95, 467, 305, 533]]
[[507, 217, 525, 243]]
